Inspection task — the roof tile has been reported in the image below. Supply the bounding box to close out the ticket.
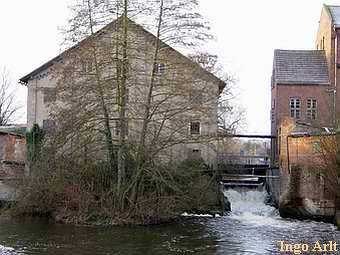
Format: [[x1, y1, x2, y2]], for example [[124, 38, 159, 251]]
[[274, 50, 329, 85]]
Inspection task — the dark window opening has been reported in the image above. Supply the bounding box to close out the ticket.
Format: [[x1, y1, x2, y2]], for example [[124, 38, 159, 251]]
[[190, 121, 200, 135], [154, 63, 166, 75]]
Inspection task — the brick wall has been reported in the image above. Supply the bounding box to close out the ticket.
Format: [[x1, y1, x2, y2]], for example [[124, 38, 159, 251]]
[[0, 134, 26, 163], [278, 117, 336, 218], [271, 83, 332, 161]]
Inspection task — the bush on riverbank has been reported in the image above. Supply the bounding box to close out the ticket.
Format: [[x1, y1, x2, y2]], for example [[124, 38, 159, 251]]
[[13, 151, 220, 225]]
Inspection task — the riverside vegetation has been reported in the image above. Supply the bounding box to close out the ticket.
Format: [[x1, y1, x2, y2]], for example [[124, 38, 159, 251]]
[[12, 125, 221, 225]]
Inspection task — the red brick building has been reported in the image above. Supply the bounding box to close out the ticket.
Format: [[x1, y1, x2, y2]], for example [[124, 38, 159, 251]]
[[269, 5, 340, 221], [270, 4, 340, 161], [271, 50, 331, 160]]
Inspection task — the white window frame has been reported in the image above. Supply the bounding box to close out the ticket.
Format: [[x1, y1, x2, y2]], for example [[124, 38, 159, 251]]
[[290, 98, 301, 119], [306, 98, 317, 120], [154, 63, 166, 75]]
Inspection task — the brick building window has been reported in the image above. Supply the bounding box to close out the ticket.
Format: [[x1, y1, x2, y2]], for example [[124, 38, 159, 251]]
[[306, 98, 317, 120], [290, 98, 301, 119], [190, 121, 200, 135]]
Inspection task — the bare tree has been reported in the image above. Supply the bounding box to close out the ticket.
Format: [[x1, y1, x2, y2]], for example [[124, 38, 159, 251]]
[[0, 68, 21, 125], [189, 52, 245, 134]]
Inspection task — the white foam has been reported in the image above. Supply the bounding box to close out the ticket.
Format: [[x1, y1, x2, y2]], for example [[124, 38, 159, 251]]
[[224, 189, 280, 225], [181, 212, 214, 218], [0, 244, 15, 251]]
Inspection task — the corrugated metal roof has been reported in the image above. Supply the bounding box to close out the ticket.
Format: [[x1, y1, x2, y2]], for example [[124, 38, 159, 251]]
[[273, 49, 329, 85], [325, 5, 340, 27]]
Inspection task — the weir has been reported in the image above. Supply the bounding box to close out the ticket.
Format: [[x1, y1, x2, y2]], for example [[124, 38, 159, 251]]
[[223, 188, 277, 217]]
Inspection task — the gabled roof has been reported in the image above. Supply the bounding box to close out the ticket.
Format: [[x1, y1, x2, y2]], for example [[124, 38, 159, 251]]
[[324, 5, 340, 28], [273, 49, 329, 85], [19, 18, 226, 92]]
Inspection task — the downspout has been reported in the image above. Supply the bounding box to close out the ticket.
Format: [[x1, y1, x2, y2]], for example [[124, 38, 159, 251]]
[[334, 25, 337, 126], [34, 79, 38, 125], [286, 135, 290, 174]]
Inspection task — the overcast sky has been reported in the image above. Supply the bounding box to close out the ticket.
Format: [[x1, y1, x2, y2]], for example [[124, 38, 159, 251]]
[[1, 0, 339, 133]]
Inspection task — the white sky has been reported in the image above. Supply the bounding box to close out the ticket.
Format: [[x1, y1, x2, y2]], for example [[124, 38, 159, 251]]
[[1, 0, 339, 133]]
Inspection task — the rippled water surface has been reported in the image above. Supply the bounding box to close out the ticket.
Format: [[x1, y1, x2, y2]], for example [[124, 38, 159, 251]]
[[0, 190, 339, 254]]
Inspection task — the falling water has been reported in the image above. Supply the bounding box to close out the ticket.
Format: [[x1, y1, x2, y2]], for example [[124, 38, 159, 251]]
[[223, 188, 276, 215], [223, 188, 280, 226]]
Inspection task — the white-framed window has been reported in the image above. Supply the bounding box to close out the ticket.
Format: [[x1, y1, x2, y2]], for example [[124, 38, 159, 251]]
[[153, 63, 166, 75], [306, 98, 317, 120], [190, 121, 200, 135], [290, 98, 301, 119]]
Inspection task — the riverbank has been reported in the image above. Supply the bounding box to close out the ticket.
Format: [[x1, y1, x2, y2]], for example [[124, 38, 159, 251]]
[[2, 204, 224, 227]]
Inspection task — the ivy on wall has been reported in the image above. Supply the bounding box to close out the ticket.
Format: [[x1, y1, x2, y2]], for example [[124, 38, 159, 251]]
[[26, 124, 45, 163]]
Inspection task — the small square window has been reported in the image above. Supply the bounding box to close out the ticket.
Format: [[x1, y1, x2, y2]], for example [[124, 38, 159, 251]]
[[154, 63, 165, 75], [190, 121, 200, 135]]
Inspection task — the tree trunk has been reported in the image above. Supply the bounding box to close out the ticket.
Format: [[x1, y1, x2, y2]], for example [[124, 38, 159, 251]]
[[117, 0, 128, 194]]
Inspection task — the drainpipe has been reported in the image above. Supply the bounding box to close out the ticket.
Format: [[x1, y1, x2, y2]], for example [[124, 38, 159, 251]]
[[334, 28, 337, 127], [335, 126, 340, 228], [286, 135, 291, 174], [34, 79, 38, 125]]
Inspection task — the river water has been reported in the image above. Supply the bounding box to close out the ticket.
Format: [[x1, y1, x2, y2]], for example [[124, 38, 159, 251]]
[[0, 189, 339, 254]]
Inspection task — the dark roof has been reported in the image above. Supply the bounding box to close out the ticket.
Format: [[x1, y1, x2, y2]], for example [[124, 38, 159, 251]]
[[273, 49, 330, 85], [19, 18, 226, 92], [0, 126, 27, 137], [324, 5, 340, 28]]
